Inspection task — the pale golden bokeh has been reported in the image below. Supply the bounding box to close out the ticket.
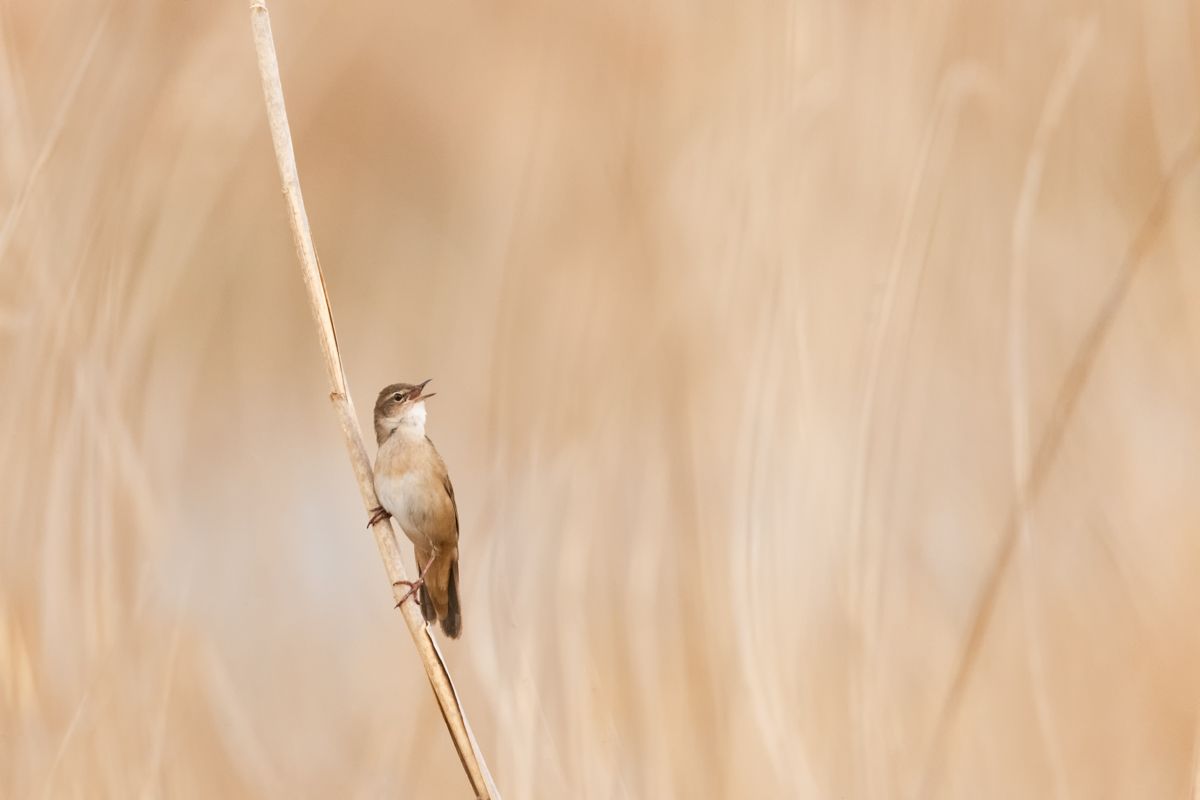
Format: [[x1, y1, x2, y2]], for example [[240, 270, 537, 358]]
[[2, 1, 1200, 797]]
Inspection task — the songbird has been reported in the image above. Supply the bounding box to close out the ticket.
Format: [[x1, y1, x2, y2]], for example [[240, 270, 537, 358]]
[[368, 380, 462, 638]]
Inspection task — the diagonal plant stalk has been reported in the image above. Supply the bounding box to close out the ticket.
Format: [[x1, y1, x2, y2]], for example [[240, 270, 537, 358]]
[[248, 3, 499, 797], [916, 129, 1200, 796]]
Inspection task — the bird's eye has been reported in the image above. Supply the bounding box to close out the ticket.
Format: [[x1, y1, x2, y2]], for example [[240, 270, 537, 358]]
[[393, 393, 403, 402]]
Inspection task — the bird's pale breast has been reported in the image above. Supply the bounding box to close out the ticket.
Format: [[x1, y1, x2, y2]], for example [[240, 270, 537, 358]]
[[373, 434, 456, 549]]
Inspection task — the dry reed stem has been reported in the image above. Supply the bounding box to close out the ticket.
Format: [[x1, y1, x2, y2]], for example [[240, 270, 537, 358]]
[[247, 3, 499, 797]]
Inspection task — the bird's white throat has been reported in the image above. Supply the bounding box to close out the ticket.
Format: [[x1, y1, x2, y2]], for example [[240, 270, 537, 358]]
[[396, 401, 426, 435]]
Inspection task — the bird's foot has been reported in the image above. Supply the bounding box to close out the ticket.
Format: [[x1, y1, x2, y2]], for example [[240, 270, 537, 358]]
[[367, 506, 391, 528], [392, 555, 437, 609], [392, 578, 425, 608]]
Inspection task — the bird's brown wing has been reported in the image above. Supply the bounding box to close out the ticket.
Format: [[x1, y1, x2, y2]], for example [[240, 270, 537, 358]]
[[442, 475, 459, 540], [423, 436, 463, 637], [428, 436, 460, 541]]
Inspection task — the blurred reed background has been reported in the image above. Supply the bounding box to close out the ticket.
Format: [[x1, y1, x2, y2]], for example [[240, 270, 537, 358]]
[[2, 0, 1200, 797]]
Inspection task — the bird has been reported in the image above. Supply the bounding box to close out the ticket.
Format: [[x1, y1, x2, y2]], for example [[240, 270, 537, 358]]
[[368, 379, 462, 638]]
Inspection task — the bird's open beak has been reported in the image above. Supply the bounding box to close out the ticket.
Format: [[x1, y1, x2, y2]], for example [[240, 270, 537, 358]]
[[413, 379, 435, 401]]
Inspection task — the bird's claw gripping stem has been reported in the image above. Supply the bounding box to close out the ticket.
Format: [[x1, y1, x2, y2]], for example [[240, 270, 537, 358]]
[[392, 555, 437, 609], [392, 578, 425, 607]]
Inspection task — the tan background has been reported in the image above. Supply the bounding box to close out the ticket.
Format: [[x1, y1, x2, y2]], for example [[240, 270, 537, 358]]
[[3, 0, 1200, 797]]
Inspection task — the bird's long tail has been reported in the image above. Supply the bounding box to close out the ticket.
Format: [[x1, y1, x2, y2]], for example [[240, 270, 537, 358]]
[[443, 558, 461, 638], [427, 547, 462, 639]]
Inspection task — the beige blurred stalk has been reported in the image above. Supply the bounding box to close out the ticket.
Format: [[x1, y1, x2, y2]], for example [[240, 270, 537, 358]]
[[247, 2, 498, 797]]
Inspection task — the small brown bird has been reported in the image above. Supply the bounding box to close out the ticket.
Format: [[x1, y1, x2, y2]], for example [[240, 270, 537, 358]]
[[368, 380, 462, 638]]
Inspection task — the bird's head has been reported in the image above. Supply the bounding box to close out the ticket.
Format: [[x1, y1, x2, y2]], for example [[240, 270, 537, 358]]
[[374, 379, 435, 442]]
